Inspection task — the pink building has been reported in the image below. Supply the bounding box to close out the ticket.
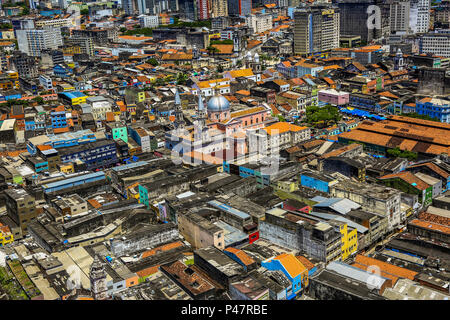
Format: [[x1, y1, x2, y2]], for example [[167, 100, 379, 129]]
[[318, 89, 349, 106]]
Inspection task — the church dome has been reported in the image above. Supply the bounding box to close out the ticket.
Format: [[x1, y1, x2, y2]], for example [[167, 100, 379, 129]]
[[207, 95, 230, 112]]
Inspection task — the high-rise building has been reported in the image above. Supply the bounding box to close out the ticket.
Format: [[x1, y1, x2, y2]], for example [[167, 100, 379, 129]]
[[16, 27, 63, 57], [227, 0, 252, 16], [197, 0, 210, 19], [410, 0, 430, 33], [333, 0, 389, 43], [419, 31, 450, 57], [122, 0, 136, 15], [390, 0, 410, 34], [211, 0, 228, 18], [294, 5, 340, 55], [179, 0, 198, 20], [246, 13, 273, 33]]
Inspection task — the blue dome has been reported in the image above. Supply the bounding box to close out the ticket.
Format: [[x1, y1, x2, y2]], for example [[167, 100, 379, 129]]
[[207, 95, 230, 112]]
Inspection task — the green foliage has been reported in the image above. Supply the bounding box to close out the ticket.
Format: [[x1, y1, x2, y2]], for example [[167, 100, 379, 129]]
[[0, 23, 12, 29], [32, 96, 44, 104], [399, 112, 439, 122], [210, 39, 233, 45], [387, 147, 418, 160], [176, 73, 188, 85], [216, 65, 223, 73], [305, 104, 341, 127], [206, 46, 219, 53], [123, 28, 153, 36], [277, 115, 286, 122], [147, 58, 159, 66], [119, 27, 127, 33], [5, 99, 29, 107], [20, 6, 30, 15], [80, 8, 89, 15], [166, 19, 211, 29]]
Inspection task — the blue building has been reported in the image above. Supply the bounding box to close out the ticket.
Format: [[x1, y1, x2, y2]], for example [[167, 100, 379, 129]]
[[27, 129, 96, 155], [349, 93, 381, 112], [58, 139, 118, 170], [53, 64, 73, 78], [261, 253, 309, 300], [223, 162, 270, 187], [50, 109, 67, 129], [300, 170, 337, 193], [415, 97, 450, 123], [26, 156, 49, 173]]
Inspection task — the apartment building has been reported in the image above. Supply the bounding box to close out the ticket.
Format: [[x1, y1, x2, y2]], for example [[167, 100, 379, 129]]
[[294, 5, 340, 55], [16, 27, 63, 57]]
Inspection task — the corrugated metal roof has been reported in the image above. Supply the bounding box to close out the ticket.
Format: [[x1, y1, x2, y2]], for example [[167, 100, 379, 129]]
[[333, 216, 368, 233], [314, 198, 360, 215], [43, 171, 105, 189], [327, 261, 388, 290]]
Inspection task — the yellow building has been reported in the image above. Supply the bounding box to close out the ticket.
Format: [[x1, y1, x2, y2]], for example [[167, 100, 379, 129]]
[[137, 91, 146, 102], [59, 163, 74, 174], [277, 180, 299, 193], [339, 223, 358, 261], [0, 70, 19, 89], [0, 223, 13, 246]]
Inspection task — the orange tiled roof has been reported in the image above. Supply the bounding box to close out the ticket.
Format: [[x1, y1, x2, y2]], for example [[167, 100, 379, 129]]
[[53, 127, 70, 134], [230, 106, 267, 119], [321, 143, 361, 159], [408, 162, 449, 179], [224, 247, 255, 266], [142, 241, 184, 259], [227, 68, 254, 78], [354, 254, 417, 281], [235, 90, 250, 96], [409, 219, 450, 235], [379, 171, 431, 191], [352, 261, 399, 285], [211, 44, 234, 54], [87, 199, 101, 209], [271, 253, 307, 279], [263, 122, 308, 135], [295, 256, 315, 271]]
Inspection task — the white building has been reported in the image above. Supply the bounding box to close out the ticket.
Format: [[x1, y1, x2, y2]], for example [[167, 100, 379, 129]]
[[246, 13, 273, 34], [86, 96, 112, 121], [39, 75, 53, 90], [139, 15, 159, 28], [16, 27, 63, 57], [410, 0, 430, 34], [420, 32, 450, 57], [35, 18, 72, 29]]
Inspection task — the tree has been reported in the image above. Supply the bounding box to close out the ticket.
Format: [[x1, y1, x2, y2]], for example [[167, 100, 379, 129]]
[[387, 147, 418, 160], [80, 8, 89, 15], [210, 39, 233, 45], [20, 7, 30, 15], [119, 27, 127, 33], [176, 73, 188, 85], [0, 23, 12, 30], [305, 104, 341, 127], [32, 97, 44, 104], [206, 46, 219, 54], [147, 58, 159, 66], [216, 65, 223, 73]]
